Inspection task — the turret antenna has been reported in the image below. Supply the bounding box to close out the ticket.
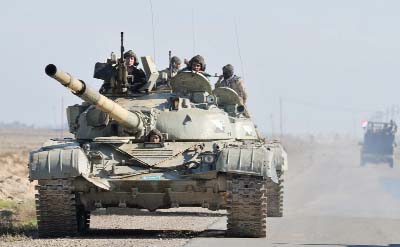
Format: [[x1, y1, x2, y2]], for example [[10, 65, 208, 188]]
[[149, 0, 156, 62], [234, 18, 245, 80], [192, 9, 196, 55]]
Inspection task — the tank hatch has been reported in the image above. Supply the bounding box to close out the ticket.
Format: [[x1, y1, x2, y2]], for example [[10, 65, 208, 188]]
[[170, 71, 212, 94], [213, 87, 242, 105]]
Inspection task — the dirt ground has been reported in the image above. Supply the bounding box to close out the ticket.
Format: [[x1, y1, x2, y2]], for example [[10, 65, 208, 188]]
[[0, 129, 62, 201], [2, 129, 400, 246]]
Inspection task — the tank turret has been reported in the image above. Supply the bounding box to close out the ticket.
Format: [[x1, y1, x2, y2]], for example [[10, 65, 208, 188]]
[[45, 64, 143, 132]]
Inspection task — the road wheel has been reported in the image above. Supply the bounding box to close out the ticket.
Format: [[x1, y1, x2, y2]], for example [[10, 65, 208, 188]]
[[36, 179, 80, 237], [226, 174, 267, 238]]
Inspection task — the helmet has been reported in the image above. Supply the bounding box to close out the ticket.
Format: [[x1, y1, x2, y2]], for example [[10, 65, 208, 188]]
[[147, 129, 164, 142], [222, 64, 234, 79], [189, 55, 206, 71], [123, 50, 139, 66], [170, 56, 182, 66]]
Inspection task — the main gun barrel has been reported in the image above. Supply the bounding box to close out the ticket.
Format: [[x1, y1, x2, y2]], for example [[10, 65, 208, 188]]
[[45, 64, 143, 131]]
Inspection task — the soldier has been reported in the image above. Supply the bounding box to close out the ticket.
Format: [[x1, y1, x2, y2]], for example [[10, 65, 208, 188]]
[[156, 56, 182, 88], [182, 55, 207, 73], [215, 64, 248, 104], [167, 56, 182, 77], [124, 50, 147, 92], [147, 129, 164, 143]]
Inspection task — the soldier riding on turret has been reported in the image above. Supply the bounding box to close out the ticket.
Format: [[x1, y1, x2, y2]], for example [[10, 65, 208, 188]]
[[181, 55, 209, 75], [124, 50, 147, 92], [156, 56, 182, 89], [215, 64, 247, 104], [95, 33, 148, 95]]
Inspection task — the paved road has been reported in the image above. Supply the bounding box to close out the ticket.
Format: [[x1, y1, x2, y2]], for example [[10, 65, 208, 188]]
[[3, 138, 400, 247], [187, 138, 400, 246], [187, 216, 400, 247]]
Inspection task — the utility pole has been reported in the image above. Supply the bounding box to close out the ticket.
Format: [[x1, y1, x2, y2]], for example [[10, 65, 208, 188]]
[[352, 112, 356, 140], [394, 104, 400, 123], [270, 113, 275, 138], [386, 107, 390, 122], [60, 97, 64, 139], [280, 97, 283, 140]]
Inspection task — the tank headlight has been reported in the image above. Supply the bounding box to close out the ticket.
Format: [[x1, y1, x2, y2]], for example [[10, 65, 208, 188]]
[[206, 95, 216, 104], [202, 154, 216, 164], [237, 105, 245, 113]]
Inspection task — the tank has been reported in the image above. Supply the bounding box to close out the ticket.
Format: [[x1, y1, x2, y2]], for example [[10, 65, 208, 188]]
[[28, 41, 287, 238], [360, 121, 397, 168]]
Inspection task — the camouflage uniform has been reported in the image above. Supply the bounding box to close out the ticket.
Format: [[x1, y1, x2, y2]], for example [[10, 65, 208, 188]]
[[215, 74, 248, 104]]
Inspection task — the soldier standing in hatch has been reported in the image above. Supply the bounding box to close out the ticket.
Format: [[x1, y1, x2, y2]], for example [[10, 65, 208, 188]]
[[182, 55, 209, 75], [124, 50, 147, 92], [166, 56, 182, 77], [215, 64, 248, 104], [156, 56, 182, 88]]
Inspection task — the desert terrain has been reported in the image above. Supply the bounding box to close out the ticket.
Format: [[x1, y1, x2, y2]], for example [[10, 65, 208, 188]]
[[0, 129, 62, 201], [1, 129, 400, 246]]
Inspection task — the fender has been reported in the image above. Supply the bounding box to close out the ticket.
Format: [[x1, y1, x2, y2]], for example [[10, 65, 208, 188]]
[[267, 141, 288, 172], [29, 140, 89, 180], [215, 145, 278, 183]]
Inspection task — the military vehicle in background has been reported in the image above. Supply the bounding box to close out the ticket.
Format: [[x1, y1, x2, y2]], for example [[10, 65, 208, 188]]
[[360, 121, 397, 168], [28, 33, 287, 238]]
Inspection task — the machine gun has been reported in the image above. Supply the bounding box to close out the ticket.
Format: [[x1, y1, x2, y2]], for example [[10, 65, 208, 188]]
[[117, 32, 129, 92], [94, 32, 129, 94]]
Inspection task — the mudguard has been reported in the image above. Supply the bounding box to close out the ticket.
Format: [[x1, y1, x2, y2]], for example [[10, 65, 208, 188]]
[[215, 145, 278, 183], [29, 140, 90, 180], [267, 141, 288, 172]]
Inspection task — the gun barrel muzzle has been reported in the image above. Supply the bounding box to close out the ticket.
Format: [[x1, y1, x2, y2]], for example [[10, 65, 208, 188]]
[[45, 64, 85, 93], [45, 64, 143, 131]]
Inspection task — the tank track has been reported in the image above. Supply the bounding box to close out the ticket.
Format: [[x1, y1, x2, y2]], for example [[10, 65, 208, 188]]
[[266, 172, 284, 217], [226, 174, 267, 238], [35, 179, 89, 237]]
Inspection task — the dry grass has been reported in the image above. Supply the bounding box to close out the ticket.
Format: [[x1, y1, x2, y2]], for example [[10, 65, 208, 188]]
[[0, 128, 61, 201], [0, 128, 61, 240], [0, 199, 37, 241]]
